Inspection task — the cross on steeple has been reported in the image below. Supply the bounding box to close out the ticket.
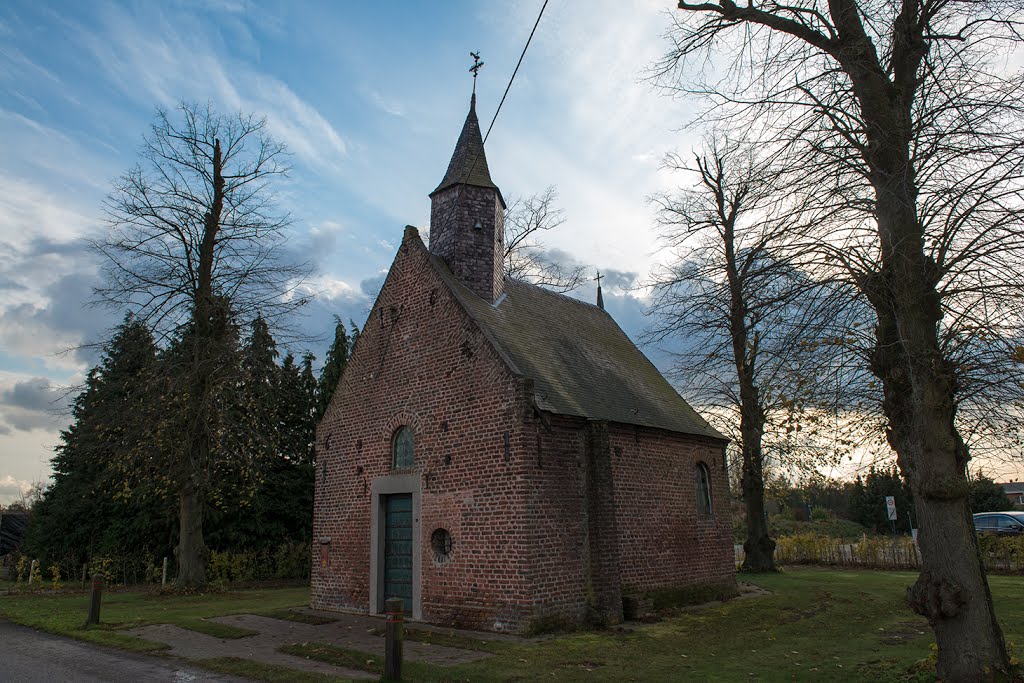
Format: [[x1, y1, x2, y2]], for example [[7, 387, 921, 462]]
[[469, 51, 484, 96], [595, 271, 605, 310]]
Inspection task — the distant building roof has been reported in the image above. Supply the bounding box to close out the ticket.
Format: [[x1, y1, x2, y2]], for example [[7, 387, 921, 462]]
[[430, 95, 501, 201], [0, 510, 29, 556], [427, 247, 724, 440], [1001, 482, 1024, 494]]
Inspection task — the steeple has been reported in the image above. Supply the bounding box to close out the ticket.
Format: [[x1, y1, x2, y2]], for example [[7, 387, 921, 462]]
[[429, 95, 506, 303], [430, 95, 501, 201]]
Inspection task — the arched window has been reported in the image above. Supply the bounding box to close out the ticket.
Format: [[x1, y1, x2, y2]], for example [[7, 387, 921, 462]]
[[392, 426, 414, 470], [696, 462, 712, 517]]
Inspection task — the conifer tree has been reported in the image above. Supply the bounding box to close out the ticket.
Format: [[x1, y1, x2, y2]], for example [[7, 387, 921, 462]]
[[316, 317, 353, 420], [25, 315, 174, 569]]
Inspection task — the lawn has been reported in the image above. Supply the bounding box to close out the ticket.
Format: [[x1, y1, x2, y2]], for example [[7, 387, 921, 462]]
[[381, 569, 1023, 682], [1, 570, 1021, 682], [0, 583, 309, 652]]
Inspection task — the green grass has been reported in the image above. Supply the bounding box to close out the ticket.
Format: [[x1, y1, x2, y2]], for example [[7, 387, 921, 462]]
[[2, 572, 1022, 682], [0, 584, 308, 652], [178, 617, 259, 639], [280, 642, 443, 680], [198, 656, 356, 683], [280, 642, 383, 676], [398, 569, 1021, 682], [402, 627, 510, 654], [257, 608, 339, 625]]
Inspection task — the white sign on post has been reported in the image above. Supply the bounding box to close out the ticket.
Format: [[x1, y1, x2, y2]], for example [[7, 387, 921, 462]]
[[885, 496, 897, 521]]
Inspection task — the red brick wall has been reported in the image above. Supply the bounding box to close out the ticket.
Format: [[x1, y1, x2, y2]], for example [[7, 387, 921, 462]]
[[520, 417, 734, 626], [312, 227, 533, 631], [608, 425, 735, 592], [522, 415, 590, 625]]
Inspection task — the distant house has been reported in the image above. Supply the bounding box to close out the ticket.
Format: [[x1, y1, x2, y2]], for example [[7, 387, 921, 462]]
[[0, 509, 30, 578], [1000, 482, 1024, 509]]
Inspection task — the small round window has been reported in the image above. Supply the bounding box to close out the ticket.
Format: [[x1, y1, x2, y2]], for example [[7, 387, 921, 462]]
[[431, 528, 453, 564], [392, 426, 414, 470]]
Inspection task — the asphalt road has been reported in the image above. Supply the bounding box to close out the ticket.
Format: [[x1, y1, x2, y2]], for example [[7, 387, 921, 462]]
[[0, 619, 245, 682]]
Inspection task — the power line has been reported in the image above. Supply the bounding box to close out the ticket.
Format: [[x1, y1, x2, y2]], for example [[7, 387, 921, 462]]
[[482, 0, 550, 144], [436, 0, 551, 246]]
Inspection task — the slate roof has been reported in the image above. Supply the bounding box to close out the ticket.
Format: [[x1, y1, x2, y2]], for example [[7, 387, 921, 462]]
[[427, 249, 725, 440], [430, 95, 501, 200], [1002, 482, 1024, 494]]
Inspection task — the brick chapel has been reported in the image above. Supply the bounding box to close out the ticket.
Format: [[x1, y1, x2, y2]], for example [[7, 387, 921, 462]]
[[311, 96, 736, 632]]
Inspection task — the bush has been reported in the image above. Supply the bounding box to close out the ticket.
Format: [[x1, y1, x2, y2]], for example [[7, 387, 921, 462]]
[[207, 543, 310, 585], [773, 533, 919, 568], [770, 532, 1024, 573]]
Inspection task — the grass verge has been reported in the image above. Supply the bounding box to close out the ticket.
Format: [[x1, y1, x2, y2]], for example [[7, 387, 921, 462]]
[[402, 627, 510, 654], [198, 656, 352, 683], [280, 642, 447, 680], [2, 571, 1022, 681], [280, 642, 382, 676], [178, 617, 258, 639], [257, 608, 338, 625], [0, 585, 307, 652]]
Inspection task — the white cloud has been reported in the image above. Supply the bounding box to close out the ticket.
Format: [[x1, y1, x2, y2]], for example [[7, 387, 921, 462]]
[[72, 4, 348, 176], [0, 474, 34, 505]]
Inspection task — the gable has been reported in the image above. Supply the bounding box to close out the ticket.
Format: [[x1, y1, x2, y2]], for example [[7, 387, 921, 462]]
[[426, 249, 724, 441]]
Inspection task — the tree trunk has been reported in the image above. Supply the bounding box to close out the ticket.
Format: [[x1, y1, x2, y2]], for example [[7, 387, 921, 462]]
[[172, 137, 224, 589], [866, 151, 1009, 682], [175, 478, 208, 586], [833, 13, 1011, 669], [740, 428, 775, 572], [722, 199, 776, 573], [871, 277, 1008, 681]]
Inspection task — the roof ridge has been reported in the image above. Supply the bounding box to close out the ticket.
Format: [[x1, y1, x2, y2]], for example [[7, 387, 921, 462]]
[[504, 277, 608, 312]]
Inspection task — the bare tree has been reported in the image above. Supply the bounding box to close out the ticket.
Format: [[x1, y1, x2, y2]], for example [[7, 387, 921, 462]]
[[504, 186, 586, 292], [92, 102, 311, 586], [648, 137, 867, 571], [659, 1, 1024, 677]]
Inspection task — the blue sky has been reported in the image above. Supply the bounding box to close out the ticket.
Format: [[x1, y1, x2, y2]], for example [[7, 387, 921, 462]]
[[0, 1, 709, 502]]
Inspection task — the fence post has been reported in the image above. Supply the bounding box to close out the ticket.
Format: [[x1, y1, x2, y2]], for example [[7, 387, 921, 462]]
[[28, 559, 37, 584], [384, 597, 404, 682], [162, 557, 168, 587], [86, 573, 104, 626]]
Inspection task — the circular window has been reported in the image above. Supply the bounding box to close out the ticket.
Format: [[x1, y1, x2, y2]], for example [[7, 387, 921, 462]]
[[430, 528, 453, 564]]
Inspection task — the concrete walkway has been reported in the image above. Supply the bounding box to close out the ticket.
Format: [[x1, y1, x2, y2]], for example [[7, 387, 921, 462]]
[[128, 609, 498, 680]]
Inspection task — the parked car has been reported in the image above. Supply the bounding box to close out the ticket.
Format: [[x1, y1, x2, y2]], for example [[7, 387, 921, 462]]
[[973, 511, 1024, 536]]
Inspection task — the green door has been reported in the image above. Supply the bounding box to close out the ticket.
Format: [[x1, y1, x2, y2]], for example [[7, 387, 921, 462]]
[[383, 494, 413, 612]]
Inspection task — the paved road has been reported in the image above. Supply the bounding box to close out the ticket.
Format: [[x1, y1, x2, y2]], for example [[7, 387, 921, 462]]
[[0, 619, 245, 682]]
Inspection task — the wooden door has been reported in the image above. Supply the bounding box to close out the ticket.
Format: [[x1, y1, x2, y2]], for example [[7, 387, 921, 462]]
[[383, 493, 413, 612]]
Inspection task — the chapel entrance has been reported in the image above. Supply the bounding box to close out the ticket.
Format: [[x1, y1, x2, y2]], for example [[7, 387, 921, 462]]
[[382, 493, 413, 612]]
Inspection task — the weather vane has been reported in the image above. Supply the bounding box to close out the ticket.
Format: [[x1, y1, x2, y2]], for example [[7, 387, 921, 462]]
[[469, 51, 484, 95]]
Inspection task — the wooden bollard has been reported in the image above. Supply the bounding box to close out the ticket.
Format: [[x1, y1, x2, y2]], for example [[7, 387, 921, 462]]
[[28, 559, 37, 584], [161, 557, 168, 587], [86, 573, 104, 626], [384, 597, 404, 682]]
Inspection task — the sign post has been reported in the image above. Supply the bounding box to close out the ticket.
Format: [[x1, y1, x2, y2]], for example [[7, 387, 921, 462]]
[[885, 495, 898, 542]]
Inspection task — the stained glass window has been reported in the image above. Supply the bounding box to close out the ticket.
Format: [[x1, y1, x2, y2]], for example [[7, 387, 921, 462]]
[[393, 426, 414, 470]]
